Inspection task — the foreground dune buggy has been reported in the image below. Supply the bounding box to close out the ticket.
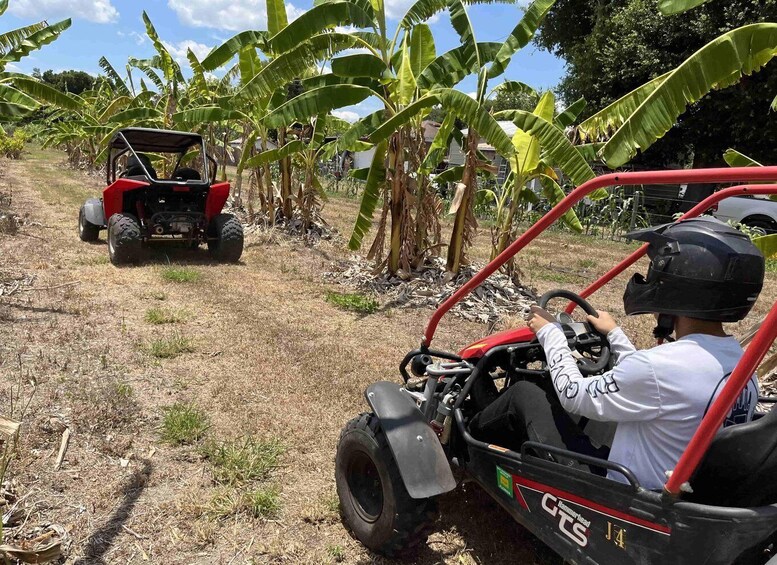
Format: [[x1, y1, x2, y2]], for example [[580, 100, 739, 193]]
[[78, 127, 243, 265], [336, 167, 777, 565]]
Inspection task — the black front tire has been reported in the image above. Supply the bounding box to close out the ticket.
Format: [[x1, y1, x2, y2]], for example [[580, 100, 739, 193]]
[[335, 413, 437, 557], [207, 213, 244, 262], [107, 213, 142, 266], [78, 206, 100, 242]]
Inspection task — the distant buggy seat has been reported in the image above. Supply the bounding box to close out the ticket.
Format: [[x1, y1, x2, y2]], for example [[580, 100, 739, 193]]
[[689, 405, 777, 507], [122, 153, 157, 179]]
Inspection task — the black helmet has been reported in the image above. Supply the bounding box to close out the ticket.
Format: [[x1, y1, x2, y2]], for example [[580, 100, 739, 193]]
[[126, 152, 153, 170], [623, 217, 764, 322]]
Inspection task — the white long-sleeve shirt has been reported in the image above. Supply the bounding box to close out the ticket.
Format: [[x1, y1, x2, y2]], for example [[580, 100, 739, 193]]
[[535, 324, 759, 490]]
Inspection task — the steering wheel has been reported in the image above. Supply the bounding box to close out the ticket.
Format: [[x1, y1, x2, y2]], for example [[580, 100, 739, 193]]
[[537, 289, 611, 376]]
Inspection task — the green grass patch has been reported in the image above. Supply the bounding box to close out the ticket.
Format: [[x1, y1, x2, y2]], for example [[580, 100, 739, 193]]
[[202, 438, 283, 486], [208, 485, 282, 519], [325, 291, 379, 314], [535, 268, 581, 285], [145, 307, 185, 325], [161, 266, 202, 283], [146, 334, 194, 358], [326, 544, 346, 562], [767, 259, 777, 273], [161, 403, 209, 445], [75, 255, 110, 266], [576, 258, 598, 270]]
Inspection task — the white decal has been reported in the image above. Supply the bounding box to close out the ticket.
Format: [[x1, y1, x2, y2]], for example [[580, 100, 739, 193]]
[[541, 493, 590, 547]]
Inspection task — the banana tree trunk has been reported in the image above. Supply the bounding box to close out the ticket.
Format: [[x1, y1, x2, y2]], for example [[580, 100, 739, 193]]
[[278, 127, 293, 220], [446, 129, 479, 274], [494, 179, 524, 259], [387, 130, 405, 274]]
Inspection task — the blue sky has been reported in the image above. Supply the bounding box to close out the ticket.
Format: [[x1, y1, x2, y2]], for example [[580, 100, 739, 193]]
[[3, 0, 566, 120]]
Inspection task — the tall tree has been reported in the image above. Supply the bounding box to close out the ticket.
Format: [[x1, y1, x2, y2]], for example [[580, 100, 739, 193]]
[[536, 0, 777, 167]]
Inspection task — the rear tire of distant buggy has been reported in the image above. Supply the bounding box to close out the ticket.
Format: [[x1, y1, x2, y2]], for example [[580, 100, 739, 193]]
[[107, 213, 142, 266], [78, 205, 100, 242], [207, 213, 243, 262], [335, 413, 437, 557]]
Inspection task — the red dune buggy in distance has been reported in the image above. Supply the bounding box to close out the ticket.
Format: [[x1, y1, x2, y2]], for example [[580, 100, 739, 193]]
[[335, 166, 777, 565], [78, 127, 243, 265]]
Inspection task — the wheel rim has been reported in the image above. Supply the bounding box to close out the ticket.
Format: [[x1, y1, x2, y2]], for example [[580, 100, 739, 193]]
[[346, 449, 384, 523]]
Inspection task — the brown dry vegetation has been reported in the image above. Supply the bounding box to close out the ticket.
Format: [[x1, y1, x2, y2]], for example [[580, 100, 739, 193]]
[[1, 147, 775, 564]]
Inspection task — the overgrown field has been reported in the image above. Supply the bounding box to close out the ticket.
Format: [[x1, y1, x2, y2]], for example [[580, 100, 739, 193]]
[[1, 147, 775, 564]]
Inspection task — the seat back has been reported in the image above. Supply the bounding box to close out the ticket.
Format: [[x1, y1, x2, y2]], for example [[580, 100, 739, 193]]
[[689, 407, 777, 507], [123, 153, 157, 179]]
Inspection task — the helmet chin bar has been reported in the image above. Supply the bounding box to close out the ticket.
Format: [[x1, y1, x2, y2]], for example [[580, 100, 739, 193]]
[[653, 314, 676, 343]]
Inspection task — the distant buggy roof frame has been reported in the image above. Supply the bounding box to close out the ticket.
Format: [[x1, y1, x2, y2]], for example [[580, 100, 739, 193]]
[[107, 127, 212, 186]]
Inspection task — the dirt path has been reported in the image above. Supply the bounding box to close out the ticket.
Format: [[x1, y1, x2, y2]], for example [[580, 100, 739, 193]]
[[0, 148, 565, 564]]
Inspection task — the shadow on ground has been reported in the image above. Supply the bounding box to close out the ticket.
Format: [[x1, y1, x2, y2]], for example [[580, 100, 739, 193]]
[[73, 460, 153, 565], [355, 483, 563, 565]]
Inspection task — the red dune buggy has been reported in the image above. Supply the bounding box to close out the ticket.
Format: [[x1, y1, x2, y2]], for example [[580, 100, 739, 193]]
[[78, 127, 243, 265], [335, 166, 777, 564]]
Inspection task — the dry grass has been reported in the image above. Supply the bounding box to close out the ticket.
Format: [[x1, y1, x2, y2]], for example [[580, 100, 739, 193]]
[[0, 147, 775, 564], [161, 403, 209, 444]]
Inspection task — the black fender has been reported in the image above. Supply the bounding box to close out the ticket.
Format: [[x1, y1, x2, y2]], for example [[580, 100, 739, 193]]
[[365, 381, 456, 499], [82, 198, 106, 227]]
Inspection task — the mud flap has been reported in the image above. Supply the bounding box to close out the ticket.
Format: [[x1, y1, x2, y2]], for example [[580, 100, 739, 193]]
[[83, 198, 106, 227], [365, 381, 457, 499]]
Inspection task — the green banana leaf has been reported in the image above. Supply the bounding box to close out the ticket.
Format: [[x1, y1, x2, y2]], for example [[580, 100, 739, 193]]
[[438, 88, 513, 156], [0, 19, 71, 68], [409, 24, 436, 77], [554, 97, 587, 129], [723, 148, 763, 167], [397, 37, 418, 105], [141, 11, 182, 83], [336, 109, 384, 151], [369, 95, 440, 143], [658, 0, 710, 15], [173, 106, 245, 125], [108, 107, 163, 124], [753, 234, 777, 258], [417, 42, 501, 91], [449, 0, 477, 55], [244, 140, 305, 167], [202, 31, 268, 71], [99, 57, 131, 97], [539, 174, 583, 233], [507, 110, 604, 196], [492, 80, 538, 100], [10, 77, 82, 110], [349, 140, 387, 250], [488, 0, 557, 79], [0, 22, 49, 53], [269, 1, 373, 54], [331, 53, 387, 78], [263, 85, 373, 128], [577, 72, 671, 141], [267, 0, 289, 37], [399, 0, 448, 29], [238, 33, 357, 101], [421, 111, 456, 173], [349, 167, 370, 181], [435, 165, 465, 183], [601, 24, 777, 168]]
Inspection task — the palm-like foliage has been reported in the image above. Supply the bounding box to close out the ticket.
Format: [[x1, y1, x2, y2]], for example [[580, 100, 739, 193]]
[[0, 0, 72, 119]]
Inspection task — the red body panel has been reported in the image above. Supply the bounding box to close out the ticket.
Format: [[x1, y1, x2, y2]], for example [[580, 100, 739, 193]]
[[102, 179, 149, 220], [459, 326, 535, 359], [205, 182, 230, 221]]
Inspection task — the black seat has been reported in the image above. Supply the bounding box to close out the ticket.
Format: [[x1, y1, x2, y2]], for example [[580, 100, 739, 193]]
[[172, 167, 201, 181], [122, 153, 157, 179], [688, 407, 777, 507]]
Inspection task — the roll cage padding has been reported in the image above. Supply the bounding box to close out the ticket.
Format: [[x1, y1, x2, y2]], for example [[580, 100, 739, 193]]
[[365, 381, 457, 499]]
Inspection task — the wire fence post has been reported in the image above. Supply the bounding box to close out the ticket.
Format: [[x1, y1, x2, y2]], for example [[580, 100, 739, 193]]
[[630, 190, 642, 232]]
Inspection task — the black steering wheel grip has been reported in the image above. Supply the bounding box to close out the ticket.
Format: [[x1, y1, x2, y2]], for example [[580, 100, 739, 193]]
[[537, 289, 611, 375]]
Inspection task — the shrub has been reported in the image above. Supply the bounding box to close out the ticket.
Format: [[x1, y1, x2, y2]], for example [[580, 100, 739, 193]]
[[0, 129, 27, 160], [202, 438, 283, 486]]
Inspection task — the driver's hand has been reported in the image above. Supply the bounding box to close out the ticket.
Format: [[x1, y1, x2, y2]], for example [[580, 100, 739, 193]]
[[586, 310, 618, 334], [526, 305, 556, 334]]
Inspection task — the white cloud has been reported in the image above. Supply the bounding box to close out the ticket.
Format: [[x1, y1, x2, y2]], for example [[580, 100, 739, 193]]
[[168, 0, 304, 31], [383, 0, 415, 20], [8, 0, 119, 24], [118, 31, 147, 46], [163, 40, 214, 65], [467, 91, 478, 99], [332, 110, 360, 123]]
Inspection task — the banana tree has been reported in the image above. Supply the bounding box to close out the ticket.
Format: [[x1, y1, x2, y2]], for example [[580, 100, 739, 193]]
[[0, 0, 73, 120], [577, 23, 777, 169]]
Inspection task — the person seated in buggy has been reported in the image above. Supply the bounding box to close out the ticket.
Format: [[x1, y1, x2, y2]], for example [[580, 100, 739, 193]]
[[469, 217, 765, 490]]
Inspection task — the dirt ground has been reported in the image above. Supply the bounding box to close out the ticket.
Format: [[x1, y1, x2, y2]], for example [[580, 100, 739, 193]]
[[1, 147, 775, 565]]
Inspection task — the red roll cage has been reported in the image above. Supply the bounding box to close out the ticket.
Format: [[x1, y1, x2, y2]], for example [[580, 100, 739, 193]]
[[421, 166, 777, 496]]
